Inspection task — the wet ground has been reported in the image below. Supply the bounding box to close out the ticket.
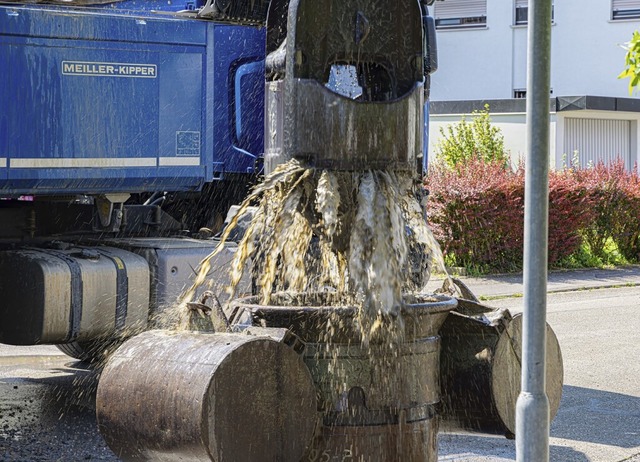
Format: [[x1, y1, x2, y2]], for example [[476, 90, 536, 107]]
[[0, 348, 118, 462], [1, 282, 639, 462]]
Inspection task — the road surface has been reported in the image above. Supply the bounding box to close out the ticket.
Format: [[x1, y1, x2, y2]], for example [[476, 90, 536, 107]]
[[1, 286, 639, 461]]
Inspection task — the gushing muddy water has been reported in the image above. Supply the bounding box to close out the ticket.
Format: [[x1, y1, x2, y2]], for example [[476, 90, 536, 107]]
[[180, 159, 452, 342]]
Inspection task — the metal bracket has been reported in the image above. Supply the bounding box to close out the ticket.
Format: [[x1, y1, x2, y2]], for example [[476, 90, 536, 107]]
[[197, 0, 224, 18], [187, 290, 231, 332], [95, 193, 129, 230]]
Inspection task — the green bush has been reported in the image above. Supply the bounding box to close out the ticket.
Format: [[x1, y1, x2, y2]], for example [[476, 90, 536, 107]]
[[434, 105, 509, 169], [427, 107, 638, 274], [555, 239, 628, 269]]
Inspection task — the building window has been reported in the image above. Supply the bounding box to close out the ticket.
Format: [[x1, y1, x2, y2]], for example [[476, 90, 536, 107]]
[[512, 88, 553, 98], [434, 0, 487, 30], [514, 89, 527, 99], [514, 0, 554, 25], [612, 0, 640, 20]]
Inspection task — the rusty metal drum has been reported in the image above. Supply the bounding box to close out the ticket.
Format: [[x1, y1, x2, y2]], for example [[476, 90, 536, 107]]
[[230, 292, 457, 462], [96, 330, 316, 462]]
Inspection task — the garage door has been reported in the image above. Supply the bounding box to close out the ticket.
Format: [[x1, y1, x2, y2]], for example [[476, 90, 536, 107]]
[[564, 118, 631, 169]]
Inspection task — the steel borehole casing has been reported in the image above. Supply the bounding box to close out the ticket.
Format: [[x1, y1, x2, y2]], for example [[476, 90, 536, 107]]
[[230, 292, 457, 461]]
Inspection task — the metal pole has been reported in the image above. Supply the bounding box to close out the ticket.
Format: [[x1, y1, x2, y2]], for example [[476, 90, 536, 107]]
[[516, 0, 553, 460]]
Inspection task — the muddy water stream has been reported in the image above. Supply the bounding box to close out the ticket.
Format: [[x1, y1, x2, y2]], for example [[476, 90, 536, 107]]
[[95, 159, 458, 461], [180, 159, 453, 343]]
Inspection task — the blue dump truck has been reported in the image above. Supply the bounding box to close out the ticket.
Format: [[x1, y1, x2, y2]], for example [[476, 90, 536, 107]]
[[0, 0, 272, 357], [0, 0, 436, 357], [0, 0, 267, 228]]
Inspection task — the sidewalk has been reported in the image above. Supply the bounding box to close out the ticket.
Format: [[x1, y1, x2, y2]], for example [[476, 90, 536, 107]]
[[427, 265, 640, 299]]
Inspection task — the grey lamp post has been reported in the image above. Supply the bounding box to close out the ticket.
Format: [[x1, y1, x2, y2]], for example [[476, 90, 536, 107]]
[[516, 0, 553, 460]]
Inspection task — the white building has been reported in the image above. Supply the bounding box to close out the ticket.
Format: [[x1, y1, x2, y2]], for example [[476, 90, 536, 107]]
[[428, 0, 640, 169]]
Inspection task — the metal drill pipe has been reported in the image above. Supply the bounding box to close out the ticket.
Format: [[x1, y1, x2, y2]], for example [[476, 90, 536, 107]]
[[516, 0, 553, 460]]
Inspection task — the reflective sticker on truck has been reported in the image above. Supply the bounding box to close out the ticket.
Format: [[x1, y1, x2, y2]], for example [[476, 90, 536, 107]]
[[176, 131, 201, 157], [62, 61, 157, 78]]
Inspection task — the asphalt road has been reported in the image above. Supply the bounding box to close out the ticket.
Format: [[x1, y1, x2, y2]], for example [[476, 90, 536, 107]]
[[0, 348, 118, 462], [0, 286, 639, 462]]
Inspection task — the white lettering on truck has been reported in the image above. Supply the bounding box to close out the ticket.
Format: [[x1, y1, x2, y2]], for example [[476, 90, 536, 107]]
[[61, 61, 157, 78]]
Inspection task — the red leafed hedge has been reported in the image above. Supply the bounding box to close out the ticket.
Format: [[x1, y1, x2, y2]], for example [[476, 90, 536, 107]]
[[425, 160, 524, 271], [573, 160, 640, 261], [423, 159, 635, 272], [547, 169, 598, 265]]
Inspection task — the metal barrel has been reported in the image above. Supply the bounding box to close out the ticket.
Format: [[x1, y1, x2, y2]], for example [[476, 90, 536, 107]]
[[230, 293, 457, 462], [439, 310, 563, 437], [96, 330, 317, 462]]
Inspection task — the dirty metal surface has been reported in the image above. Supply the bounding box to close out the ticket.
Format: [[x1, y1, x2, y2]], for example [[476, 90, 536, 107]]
[[97, 330, 316, 462], [439, 286, 640, 462], [234, 293, 457, 462], [439, 311, 563, 437], [264, 0, 425, 173]]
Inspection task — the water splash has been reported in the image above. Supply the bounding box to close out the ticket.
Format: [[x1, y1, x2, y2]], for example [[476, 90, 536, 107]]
[[178, 159, 454, 343]]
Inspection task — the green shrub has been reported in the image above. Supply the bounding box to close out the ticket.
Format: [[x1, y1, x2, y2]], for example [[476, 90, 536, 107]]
[[570, 160, 640, 262], [434, 105, 509, 169], [428, 113, 640, 274], [554, 239, 629, 269]]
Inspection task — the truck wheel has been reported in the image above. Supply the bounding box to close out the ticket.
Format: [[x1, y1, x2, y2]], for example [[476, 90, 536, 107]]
[[56, 340, 119, 364]]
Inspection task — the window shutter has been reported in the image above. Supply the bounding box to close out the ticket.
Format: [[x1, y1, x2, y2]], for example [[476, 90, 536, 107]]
[[612, 0, 640, 19], [613, 0, 640, 10], [514, 0, 554, 8], [434, 0, 487, 20]]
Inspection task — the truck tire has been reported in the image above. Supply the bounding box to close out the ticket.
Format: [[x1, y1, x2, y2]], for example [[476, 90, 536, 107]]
[[56, 339, 118, 364]]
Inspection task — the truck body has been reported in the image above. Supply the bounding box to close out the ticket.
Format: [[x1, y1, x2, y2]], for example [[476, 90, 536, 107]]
[[0, 0, 269, 356], [0, 1, 265, 197], [0, 0, 437, 358]]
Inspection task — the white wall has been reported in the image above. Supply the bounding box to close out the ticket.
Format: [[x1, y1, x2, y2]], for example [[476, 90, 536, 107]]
[[428, 112, 549, 167], [429, 110, 640, 170], [432, 1, 514, 100], [431, 0, 640, 101]]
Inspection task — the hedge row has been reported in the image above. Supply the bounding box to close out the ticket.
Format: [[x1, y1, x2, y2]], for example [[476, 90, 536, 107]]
[[424, 159, 640, 272]]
